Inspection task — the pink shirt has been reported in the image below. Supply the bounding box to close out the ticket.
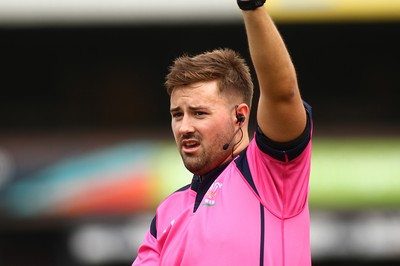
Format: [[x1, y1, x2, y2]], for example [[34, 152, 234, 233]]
[[133, 107, 312, 266]]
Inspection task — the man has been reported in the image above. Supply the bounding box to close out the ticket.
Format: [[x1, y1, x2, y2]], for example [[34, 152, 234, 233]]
[[133, 0, 312, 265]]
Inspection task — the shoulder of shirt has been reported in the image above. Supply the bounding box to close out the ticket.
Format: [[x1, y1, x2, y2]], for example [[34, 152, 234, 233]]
[[254, 102, 312, 162], [156, 183, 192, 208]]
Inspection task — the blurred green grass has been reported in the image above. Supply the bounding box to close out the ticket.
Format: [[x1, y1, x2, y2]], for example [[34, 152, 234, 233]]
[[310, 137, 400, 210]]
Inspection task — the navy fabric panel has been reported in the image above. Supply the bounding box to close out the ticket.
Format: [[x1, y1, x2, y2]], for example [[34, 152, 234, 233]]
[[234, 148, 260, 196], [234, 149, 265, 266], [259, 203, 265, 266]]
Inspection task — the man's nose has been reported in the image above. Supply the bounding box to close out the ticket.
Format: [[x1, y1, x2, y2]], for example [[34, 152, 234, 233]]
[[178, 116, 195, 135]]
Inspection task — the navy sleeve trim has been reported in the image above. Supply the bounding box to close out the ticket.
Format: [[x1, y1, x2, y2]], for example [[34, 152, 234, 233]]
[[150, 215, 157, 238], [150, 184, 191, 239], [255, 102, 312, 162]]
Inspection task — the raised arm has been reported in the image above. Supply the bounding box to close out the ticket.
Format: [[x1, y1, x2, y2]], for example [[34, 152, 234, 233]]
[[241, 4, 307, 142]]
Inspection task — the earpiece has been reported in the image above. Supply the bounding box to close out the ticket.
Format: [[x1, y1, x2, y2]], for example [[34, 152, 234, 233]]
[[237, 114, 245, 123], [234, 105, 245, 123]]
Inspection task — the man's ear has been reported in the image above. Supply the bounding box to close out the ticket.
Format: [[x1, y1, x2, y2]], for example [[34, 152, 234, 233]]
[[235, 103, 249, 124]]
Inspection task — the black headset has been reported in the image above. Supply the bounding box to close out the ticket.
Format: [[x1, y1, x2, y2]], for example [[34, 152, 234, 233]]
[[223, 105, 245, 150], [235, 105, 245, 123]]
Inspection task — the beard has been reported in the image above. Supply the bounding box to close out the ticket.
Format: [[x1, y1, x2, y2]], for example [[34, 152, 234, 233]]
[[181, 152, 207, 175], [179, 132, 232, 175]]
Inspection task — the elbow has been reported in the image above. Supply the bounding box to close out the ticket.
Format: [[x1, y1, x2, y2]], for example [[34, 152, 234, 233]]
[[259, 70, 300, 102], [274, 78, 299, 102]]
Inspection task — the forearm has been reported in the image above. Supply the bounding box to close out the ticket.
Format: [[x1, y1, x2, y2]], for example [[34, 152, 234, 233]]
[[242, 7, 298, 99], [242, 6, 306, 142]]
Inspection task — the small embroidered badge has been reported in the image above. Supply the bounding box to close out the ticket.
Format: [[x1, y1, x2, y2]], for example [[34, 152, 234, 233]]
[[203, 182, 222, 206]]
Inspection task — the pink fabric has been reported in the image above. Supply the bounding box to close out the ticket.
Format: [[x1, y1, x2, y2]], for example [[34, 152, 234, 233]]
[[133, 139, 312, 266]]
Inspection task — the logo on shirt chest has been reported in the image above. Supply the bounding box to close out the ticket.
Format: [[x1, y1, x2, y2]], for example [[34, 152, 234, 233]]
[[202, 182, 223, 207]]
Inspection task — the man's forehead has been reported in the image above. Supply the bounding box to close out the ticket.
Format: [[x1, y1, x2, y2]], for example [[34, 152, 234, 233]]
[[172, 81, 219, 94], [171, 82, 221, 99]]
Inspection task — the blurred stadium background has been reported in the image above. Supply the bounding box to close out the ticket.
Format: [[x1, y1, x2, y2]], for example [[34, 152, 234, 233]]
[[0, 0, 400, 265]]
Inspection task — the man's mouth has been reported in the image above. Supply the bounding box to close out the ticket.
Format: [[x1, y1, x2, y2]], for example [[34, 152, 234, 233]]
[[181, 139, 200, 153]]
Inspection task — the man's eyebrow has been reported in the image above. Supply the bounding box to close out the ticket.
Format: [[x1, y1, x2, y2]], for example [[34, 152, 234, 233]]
[[170, 106, 181, 113], [170, 105, 209, 113], [188, 105, 209, 111]]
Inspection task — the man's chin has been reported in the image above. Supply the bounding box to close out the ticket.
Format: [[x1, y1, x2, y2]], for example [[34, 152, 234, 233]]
[[182, 159, 204, 175]]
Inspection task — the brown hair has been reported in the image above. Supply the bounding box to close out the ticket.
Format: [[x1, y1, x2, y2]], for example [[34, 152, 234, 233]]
[[165, 48, 253, 108]]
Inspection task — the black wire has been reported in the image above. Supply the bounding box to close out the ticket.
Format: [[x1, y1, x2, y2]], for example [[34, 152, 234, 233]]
[[231, 127, 243, 158]]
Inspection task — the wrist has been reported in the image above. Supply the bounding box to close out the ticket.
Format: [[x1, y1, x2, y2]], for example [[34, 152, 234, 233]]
[[237, 0, 266, 11]]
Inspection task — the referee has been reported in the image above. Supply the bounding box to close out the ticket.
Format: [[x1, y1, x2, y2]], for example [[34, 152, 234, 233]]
[[133, 1, 312, 265]]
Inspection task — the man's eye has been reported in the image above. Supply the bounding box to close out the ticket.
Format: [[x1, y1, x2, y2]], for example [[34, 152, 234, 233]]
[[172, 112, 183, 118], [195, 112, 206, 116]]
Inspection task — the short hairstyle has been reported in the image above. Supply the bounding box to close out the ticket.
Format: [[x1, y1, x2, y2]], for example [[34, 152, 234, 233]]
[[165, 48, 254, 108]]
